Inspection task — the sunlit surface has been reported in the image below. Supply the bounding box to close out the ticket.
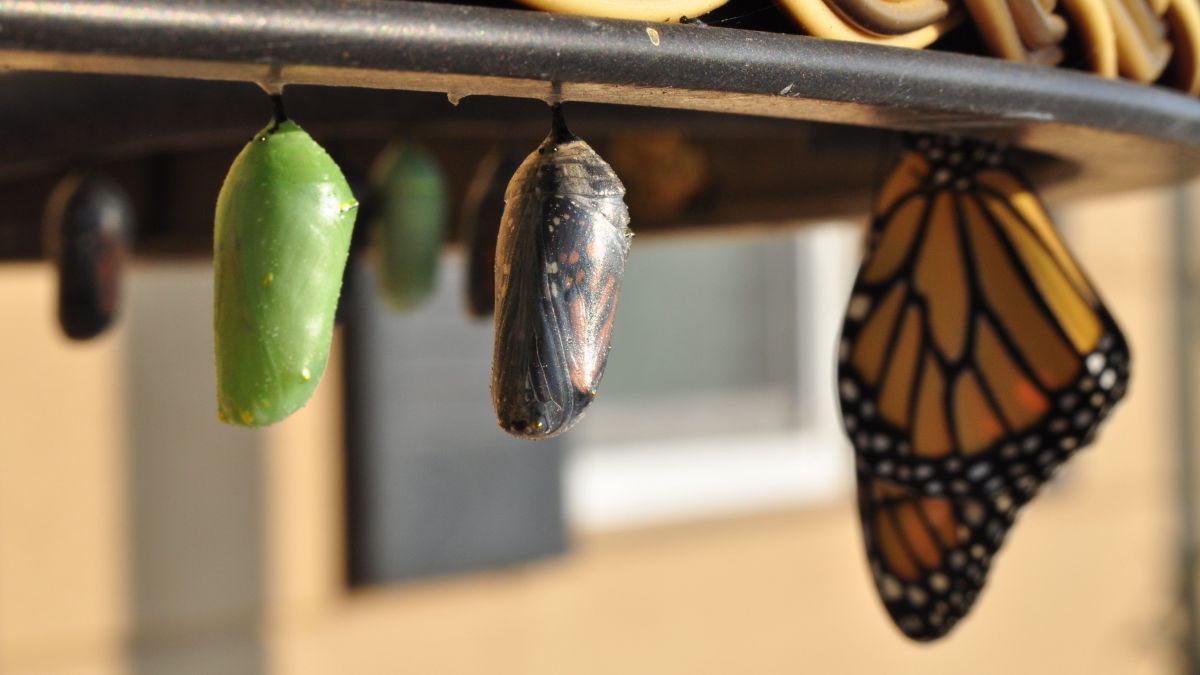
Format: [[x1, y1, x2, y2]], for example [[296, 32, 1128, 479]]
[[0, 186, 1184, 673]]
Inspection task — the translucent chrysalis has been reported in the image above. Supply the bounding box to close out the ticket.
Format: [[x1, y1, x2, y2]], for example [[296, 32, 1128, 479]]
[[491, 107, 633, 439]]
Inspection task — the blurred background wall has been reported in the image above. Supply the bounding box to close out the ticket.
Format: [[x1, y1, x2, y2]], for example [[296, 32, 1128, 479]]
[[0, 184, 1186, 674]]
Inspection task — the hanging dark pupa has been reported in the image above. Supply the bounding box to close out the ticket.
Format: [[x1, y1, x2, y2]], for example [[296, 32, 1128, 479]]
[[44, 172, 135, 341], [462, 147, 526, 318], [369, 140, 448, 312], [491, 106, 633, 439]]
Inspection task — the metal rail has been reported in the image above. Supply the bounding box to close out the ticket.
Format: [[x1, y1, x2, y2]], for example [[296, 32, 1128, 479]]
[[0, 0, 1199, 195]]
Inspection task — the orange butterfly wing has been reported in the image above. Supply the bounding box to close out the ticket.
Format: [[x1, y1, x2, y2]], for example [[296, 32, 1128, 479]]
[[840, 136, 1130, 640], [858, 475, 1018, 640]]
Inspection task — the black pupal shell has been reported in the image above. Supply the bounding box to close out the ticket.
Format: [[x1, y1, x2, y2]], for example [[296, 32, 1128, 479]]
[[44, 173, 134, 340], [462, 148, 526, 318], [491, 109, 633, 439]]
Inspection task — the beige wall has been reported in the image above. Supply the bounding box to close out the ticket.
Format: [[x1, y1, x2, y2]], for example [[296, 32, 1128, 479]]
[[0, 264, 128, 675], [0, 186, 1186, 674]]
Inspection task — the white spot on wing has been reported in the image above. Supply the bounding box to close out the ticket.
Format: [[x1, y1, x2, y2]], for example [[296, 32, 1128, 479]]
[[1099, 369, 1117, 390], [846, 294, 871, 320]]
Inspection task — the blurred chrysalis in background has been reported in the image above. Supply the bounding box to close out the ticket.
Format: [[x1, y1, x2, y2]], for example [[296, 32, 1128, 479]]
[[44, 172, 135, 341], [370, 140, 449, 312]]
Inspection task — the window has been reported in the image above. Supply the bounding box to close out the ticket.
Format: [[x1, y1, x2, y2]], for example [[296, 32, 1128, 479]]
[[566, 223, 862, 529]]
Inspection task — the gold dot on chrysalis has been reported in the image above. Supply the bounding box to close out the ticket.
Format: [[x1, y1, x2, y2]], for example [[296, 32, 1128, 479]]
[[263, 272, 274, 287], [240, 410, 253, 424], [301, 367, 312, 381], [218, 410, 228, 423], [261, 399, 271, 409], [533, 420, 544, 430]]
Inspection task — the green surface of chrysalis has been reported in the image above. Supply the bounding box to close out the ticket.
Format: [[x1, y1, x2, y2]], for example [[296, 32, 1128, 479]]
[[370, 141, 449, 311], [214, 118, 358, 427]]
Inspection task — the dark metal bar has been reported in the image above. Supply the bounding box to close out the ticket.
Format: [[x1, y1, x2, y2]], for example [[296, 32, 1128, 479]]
[[0, 81, 905, 261], [1, 0, 1200, 263], [0, 0, 1199, 193]]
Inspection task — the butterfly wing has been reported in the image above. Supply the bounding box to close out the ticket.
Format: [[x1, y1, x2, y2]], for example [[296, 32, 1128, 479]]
[[858, 473, 1021, 640], [541, 187, 631, 399], [839, 135, 1130, 639], [840, 137, 1129, 496]]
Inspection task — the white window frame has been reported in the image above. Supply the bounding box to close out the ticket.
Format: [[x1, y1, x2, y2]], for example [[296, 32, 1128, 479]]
[[565, 222, 863, 530]]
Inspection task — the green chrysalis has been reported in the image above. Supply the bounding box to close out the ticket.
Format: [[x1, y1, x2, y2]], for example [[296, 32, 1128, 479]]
[[213, 111, 358, 427], [369, 140, 448, 311]]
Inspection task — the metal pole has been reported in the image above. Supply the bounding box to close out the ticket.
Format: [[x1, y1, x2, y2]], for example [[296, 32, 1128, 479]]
[[0, 0, 1195, 166]]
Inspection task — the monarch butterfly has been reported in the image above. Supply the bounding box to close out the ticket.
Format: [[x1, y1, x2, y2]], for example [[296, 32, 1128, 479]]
[[214, 98, 359, 427], [462, 147, 526, 318], [369, 140, 448, 312], [492, 106, 633, 439], [44, 172, 134, 341], [839, 134, 1129, 640]]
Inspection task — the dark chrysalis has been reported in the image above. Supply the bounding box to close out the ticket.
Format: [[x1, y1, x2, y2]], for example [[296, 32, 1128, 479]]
[[491, 106, 633, 439], [44, 172, 135, 340], [462, 147, 526, 318]]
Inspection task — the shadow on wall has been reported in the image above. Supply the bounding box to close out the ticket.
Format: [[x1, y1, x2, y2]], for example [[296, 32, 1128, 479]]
[[124, 266, 267, 675]]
